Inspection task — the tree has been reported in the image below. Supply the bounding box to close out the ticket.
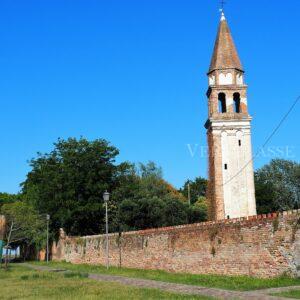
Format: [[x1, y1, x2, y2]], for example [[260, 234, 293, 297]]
[[0, 193, 19, 208], [109, 162, 140, 233], [1, 202, 45, 268], [134, 197, 167, 230], [135, 162, 186, 202], [254, 176, 277, 214], [117, 199, 139, 231], [138, 161, 163, 179], [163, 195, 188, 226], [22, 138, 208, 237], [118, 194, 207, 231], [255, 159, 300, 213], [22, 137, 127, 236], [191, 196, 208, 222], [180, 177, 207, 205], [116, 162, 194, 231], [116, 162, 181, 230], [119, 197, 166, 231]]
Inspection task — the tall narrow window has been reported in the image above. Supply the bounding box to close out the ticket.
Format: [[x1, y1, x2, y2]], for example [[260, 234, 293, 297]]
[[233, 93, 241, 113], [218, 93, 227, 113]]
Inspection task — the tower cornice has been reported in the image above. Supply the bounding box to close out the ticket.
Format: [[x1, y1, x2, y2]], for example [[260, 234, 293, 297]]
[[207, 68, 244, 76], [205, 115, 252, 129], [206, 84, 248, 98]]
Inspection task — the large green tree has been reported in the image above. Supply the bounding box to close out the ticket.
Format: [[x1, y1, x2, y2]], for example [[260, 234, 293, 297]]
[[22, 137, 128, 236], [22, 139, 208, 237], [117, 163, 207, 231], [255, 159, 300, 213]]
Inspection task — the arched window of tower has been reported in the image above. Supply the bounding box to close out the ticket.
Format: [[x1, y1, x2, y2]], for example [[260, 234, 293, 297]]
[[218, 93, 227, 113], [233, 93, 241, 113]]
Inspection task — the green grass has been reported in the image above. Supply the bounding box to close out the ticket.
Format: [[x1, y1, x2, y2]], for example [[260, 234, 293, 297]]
[[0, 264, 211, 300], [33, 261, 300, 291], [272, 290, 300, 298]]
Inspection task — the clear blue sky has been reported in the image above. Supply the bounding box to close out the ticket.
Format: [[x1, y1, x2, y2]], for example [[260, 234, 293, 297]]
[[0, 0, 299, 193]]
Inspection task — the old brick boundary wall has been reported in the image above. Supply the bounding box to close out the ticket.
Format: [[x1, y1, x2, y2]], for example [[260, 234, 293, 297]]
[[0, 215, 5, 240], [52, 210, 300, 278]]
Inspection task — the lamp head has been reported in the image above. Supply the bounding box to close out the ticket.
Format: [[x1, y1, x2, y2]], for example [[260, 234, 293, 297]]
[[103, 191, 110, 202]]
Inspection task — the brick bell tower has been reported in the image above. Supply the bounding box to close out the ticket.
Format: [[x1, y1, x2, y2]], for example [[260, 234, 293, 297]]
[[205, 12, 257, 220]]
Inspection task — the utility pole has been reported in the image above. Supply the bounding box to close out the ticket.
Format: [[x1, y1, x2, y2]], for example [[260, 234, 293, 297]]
[[105, 201, 108, 269], [188, 182, 191, 205], [103, 191, 110, 269]]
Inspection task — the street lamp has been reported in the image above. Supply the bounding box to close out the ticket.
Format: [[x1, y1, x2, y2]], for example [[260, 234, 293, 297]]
[[39, 213, 50, 263], [187, 181, 191, 206], [46, 214, 50, 263], [103, 191, 110, 269]]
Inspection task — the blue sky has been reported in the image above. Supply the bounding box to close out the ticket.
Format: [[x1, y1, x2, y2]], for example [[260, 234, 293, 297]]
[[0, 0, 299, 193]]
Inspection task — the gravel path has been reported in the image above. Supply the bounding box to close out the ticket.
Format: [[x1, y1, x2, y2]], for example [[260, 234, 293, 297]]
[[21, 263, 299, 300]]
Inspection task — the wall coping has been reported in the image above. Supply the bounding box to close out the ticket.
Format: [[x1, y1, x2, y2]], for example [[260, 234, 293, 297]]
[[64, 209, 300, 240]]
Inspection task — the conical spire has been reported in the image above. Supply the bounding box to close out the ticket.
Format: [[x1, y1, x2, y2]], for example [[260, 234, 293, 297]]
[[208, 12, 243, 73]]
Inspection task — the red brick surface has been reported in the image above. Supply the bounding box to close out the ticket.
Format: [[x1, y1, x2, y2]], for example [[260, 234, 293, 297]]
[[52, 211, 300, 278], [209, 17, 243, 73]]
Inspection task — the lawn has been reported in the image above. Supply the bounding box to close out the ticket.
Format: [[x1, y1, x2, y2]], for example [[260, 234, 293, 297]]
[[33, 261, 300, 291], [0, 264, 211, 300], [272, 290, 300, 299]]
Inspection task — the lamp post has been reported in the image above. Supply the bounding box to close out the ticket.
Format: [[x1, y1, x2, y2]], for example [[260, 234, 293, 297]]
[[103, 191, 110, 269], [46, 214, 50, 263], [187, 181, 191, 206]]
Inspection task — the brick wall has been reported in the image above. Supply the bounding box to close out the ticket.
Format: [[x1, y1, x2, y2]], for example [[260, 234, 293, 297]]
[[52, 210, 300, 278], [0, 215, 5, 240], [207, 128, 225, 220]]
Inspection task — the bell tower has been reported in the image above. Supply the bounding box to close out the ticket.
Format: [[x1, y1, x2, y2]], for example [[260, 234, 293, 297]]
[[205, 12, 257, 220]]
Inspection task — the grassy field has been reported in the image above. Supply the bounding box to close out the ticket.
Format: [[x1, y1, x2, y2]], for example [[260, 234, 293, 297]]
[[272, 290, 300, 299], [0, 264, 211, 300], [33, 261, 300, 291]]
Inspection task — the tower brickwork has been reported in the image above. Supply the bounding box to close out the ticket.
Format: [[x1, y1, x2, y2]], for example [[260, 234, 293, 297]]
[[206, 12, 257, 220]]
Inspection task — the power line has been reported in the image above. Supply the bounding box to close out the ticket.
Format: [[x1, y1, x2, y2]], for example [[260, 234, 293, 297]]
[[220, 95, 300, 188]]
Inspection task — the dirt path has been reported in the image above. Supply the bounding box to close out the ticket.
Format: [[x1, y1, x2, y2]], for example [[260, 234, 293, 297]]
[[21, 263, 298, 300]]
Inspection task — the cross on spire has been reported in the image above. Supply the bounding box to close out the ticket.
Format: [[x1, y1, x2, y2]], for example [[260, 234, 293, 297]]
[[219, 0, 226, 21], [220, 0, 226, 10]]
